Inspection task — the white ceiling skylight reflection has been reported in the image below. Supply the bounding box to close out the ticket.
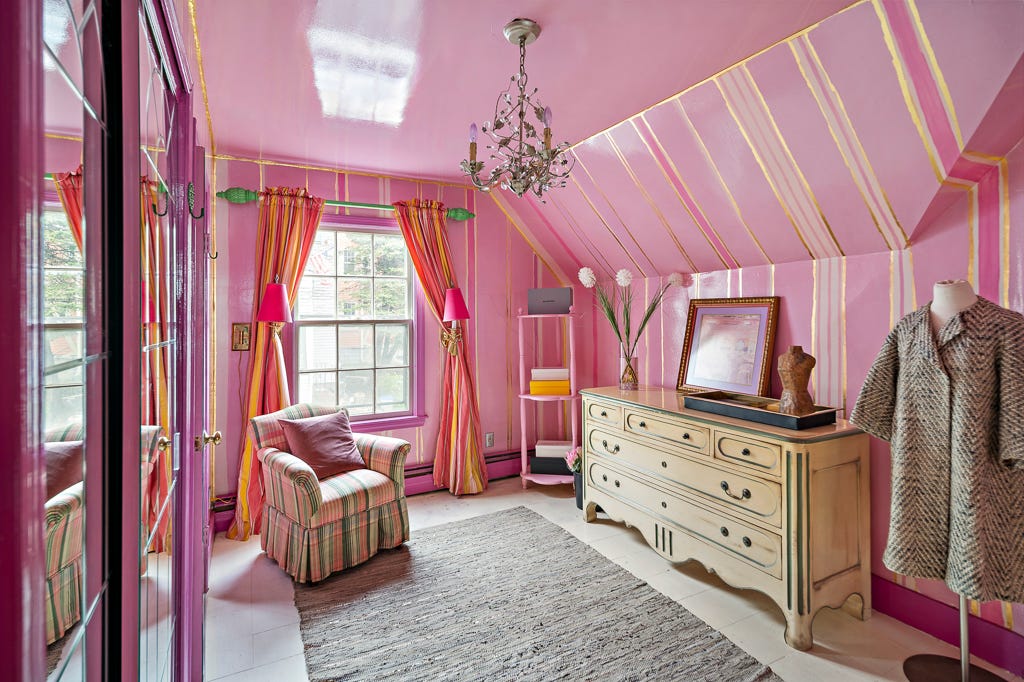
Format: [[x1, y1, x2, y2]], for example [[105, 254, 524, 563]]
[[306, 0, 421, 126], [42, 0, 72, 71]]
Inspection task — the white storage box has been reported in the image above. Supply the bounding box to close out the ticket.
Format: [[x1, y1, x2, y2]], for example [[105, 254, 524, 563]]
[[534, 440, 573, 458]]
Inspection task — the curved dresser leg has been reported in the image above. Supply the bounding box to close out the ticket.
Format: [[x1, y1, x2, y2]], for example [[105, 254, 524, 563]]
[[784, 611, 814, 651], [584, 501, 597, 523]]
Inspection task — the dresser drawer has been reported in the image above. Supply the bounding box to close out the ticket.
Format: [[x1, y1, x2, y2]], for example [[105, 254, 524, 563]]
[[715, 432, 782, 476], [586, 400, 622, 428], [587, 460, 782, 579], [624, 408, 709, 454], [586, 427, 782, 526]]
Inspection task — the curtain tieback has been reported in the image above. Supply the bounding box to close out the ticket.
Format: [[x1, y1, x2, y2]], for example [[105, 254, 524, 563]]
[[440, 327, 462, 355]]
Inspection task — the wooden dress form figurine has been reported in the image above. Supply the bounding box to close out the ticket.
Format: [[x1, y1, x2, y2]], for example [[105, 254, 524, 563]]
[[901, 280, 1001, 682], [778, 346, 815, 415]]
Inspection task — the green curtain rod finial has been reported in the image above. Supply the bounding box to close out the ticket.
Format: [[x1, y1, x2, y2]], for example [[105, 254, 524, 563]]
[[446, 207, 475, 221], [216, 187, 260, 204]]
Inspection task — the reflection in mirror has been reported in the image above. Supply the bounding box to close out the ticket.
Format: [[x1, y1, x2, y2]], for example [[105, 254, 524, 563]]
[[139, 11, 176, 680], [42, 0, 93, 678]]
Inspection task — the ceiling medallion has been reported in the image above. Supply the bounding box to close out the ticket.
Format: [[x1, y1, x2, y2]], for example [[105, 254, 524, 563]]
[[461, 18, 574, 199]]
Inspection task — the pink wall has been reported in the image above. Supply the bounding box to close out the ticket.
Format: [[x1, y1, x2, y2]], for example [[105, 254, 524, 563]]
[[209, 158, 566, 496], [568, 140, 1023, 667]]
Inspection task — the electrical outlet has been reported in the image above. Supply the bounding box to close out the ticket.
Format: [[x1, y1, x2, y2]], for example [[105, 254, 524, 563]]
[[484, 432, 495, 447]]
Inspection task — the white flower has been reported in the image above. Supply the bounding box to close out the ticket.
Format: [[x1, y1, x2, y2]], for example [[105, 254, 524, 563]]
[[615, 269, 633, 287], [667, 272, 684, 287], [578, 267, 597, 289]]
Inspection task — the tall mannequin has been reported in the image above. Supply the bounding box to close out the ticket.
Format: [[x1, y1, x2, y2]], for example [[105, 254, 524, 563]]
[[930, 279, 978, 333]]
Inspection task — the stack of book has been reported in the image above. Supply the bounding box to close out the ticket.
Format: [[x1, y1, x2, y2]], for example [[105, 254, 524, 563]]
[[529, 367, 570, 395]]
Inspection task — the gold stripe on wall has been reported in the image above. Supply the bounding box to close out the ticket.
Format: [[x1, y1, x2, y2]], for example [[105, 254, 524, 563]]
[[505, 217, 514, 450], [574, 153, 655, 275], [44, 132, 83, 141], [811, 259, 818, 398], [871, 0, 944, 183], [188, 0, 216, 155], [1001, 158, 1010, 308], [967, 185, 978, 289], [841, 256, 848, 415], [670, 106, 773, 265], [769, 264, 776, 296], [906, 0, 963, 148], [715, 76, 816, 260], [606, 134, 697, 272], [889, 250, 897, 329]]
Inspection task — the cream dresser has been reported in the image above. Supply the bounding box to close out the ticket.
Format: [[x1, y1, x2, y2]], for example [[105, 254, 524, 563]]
[[581, 386, 870, 650]]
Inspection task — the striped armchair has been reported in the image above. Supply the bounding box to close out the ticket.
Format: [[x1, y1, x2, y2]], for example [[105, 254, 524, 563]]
[[252, 404, 411, 583], [43, 423, 84, 645]]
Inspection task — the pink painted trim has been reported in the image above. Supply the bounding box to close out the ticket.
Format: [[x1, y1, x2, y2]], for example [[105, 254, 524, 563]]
[[634, 118, 740, 269], [872, 575, 1024, 676], [881, 0, 960, 170], [352, 414, 427, 433], [406, 455, 521, 496]]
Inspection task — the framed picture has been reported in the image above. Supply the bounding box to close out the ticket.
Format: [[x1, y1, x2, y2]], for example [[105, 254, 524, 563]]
[[676, 297, 779, 396], [231, 322, 251, 351]]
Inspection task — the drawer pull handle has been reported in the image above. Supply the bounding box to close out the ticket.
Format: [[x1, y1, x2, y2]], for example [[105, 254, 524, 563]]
[[661, 501, 667, 509], [661, 461, 668, 468], [614, 480, 621, 488], [638, 420, 647, 428], [602, 474, 608, 482], [720, 481, 752, 500], [720, 526, 729, 537], [601, 439, 620, 454], [742, 536, 752, 548], [741, 448, 751, 456], [600, 410, 608, 417], [682, 433, 691, 441]]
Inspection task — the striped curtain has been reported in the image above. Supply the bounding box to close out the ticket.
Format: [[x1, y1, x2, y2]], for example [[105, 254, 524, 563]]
[[393, 199, 487, 495], [228, 188, 325, 540], [141, 177, 172, 553], [52, 165, 84, 253]]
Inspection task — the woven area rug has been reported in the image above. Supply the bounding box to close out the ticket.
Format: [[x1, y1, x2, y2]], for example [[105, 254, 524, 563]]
[[294, 506, 782, 682]]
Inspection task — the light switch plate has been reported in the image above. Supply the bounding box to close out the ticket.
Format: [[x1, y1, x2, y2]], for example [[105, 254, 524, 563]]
[[484, 432, 495, 447]]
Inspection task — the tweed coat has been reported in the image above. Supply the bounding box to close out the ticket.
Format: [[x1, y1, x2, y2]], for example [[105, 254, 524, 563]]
[[851, 297, 1024, 602]]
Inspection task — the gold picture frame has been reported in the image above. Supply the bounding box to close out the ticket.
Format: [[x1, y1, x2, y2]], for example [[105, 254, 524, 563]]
[[676, 297, 780, 396], [231, 322, 251, 351]]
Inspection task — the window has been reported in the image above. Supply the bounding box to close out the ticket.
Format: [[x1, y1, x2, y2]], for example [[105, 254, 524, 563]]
[[294, 223, 415, 421], [42, 207, 85, 431]]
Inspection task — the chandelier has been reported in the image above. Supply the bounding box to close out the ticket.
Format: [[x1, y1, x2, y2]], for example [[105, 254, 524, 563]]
[[460, 18, 573, 199]]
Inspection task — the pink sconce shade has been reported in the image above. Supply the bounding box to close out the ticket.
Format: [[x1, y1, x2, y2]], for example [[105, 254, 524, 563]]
[[442, 287, 470, 322], [257, 282, 293, 324]]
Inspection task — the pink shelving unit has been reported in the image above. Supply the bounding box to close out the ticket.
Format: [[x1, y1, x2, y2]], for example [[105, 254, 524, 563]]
[[518, 306, 578, 488]]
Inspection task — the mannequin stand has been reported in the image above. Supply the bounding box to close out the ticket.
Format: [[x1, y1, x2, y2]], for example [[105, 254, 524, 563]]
[[902, 595, 1005, 681]]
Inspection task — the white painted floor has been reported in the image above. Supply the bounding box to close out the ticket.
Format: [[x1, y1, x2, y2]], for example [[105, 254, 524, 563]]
[[204, 477, 1023, 682]]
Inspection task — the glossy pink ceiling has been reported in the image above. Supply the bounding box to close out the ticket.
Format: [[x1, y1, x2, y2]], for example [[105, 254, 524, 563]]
[[190, 0, 852, 180]]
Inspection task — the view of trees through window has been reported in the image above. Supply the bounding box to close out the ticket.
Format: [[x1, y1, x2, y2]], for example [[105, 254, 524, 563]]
[[295, 227, 413, 417], [42, 208, 85, 431]]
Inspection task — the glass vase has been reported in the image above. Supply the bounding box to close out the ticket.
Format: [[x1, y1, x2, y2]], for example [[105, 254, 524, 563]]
[[619, 352, 638, 391]]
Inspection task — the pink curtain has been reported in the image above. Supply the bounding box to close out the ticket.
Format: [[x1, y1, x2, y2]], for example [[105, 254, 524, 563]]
[[228, 188, 325, 540], [393, 199, 487, 495], [52, 165, 84, 253]]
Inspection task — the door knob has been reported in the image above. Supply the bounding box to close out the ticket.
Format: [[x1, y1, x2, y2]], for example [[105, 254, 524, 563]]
[[194, 429, 223, 451], [156, 436, 171, 452]]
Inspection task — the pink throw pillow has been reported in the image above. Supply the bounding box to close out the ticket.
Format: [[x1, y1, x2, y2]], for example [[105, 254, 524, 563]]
[[279, 410, 365, 480], [45, 440, 84, 500]]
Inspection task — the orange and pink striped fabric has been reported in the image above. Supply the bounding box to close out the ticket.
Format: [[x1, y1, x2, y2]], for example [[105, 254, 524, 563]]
[[52, 165, 84, 253], [392, 199, 486, 495], [228, 188, 325, 540]]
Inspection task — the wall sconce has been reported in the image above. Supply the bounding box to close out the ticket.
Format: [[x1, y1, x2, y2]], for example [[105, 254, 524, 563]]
[[441, 287, 470, 355]]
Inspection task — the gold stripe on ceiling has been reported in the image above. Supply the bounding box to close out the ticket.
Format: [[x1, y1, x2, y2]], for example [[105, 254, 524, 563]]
[[605, 134, 697, 272], [714, 76, 816, 260], [962, 150, 1004, 164], [907, 0, 963, 149], [568, 0, 866, 151], [547, 193, 616, 277], [791, 38, 902, 250], [669, 104, 773, 265], [574, 152, 657, 275], [739, 65, 845, 257], [487, 193, 567, 285], [569, 170, 647, 276], [188, 0, 216, 155], [632, 115, 730, 270], [209, 152, 476, 189], [871, 0, 944, 183]]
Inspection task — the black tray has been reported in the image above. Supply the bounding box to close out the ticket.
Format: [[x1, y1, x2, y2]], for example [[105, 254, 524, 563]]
[[683, 391, 838, 430]]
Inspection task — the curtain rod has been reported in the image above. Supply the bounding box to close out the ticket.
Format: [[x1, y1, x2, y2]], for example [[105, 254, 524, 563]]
[[215, 187, 475, 222]]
